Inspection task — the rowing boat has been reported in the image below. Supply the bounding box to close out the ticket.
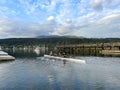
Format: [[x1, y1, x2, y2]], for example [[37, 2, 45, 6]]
[[44, 55, 86, 64]]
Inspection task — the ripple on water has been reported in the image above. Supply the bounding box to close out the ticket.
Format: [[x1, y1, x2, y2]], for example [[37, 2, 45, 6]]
[[0, 56, 120, 90]]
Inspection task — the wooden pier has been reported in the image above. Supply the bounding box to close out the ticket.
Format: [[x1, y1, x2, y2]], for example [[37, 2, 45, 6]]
[[56, 43, 120, 56]]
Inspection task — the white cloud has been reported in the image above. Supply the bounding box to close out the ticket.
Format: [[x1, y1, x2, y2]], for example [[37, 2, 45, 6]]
[[98, 14, 120, 24], [46, 0, 57, 12], [54, 0, 89, 23], [51, 13, 120, 38], [51, 20, 74, 35], [0, 18, 56, 38], [47, 16, 54, 22], [0, 13, 120, 38], [0, 0, 120, 38]]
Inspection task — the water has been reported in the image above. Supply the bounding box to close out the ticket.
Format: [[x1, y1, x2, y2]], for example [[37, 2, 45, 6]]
[[0, 51, 120, 90]]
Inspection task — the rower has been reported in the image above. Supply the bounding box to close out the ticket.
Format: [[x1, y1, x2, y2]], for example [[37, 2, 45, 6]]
[[58, 52, 61, 56], [63, 52, 67, 58], [49, 51, 53, 56]]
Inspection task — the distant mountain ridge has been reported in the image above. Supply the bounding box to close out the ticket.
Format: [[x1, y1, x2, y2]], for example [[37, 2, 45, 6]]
[[36, 35, 85, 38], [0, 36, 120, 46]]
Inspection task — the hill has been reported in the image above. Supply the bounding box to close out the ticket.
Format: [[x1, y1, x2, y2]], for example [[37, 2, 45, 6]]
[[0, 36, 120, 46]]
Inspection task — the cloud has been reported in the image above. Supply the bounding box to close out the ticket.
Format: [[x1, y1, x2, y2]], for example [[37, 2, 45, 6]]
[[47, 16, 54, 22], [18, 0, 38, 14], [51, 13, 120, 38], [90, 0, 103, 11], [90, 0, 120, 12], [98, 14, 120, 24], [0, 13, 120, 38], [53, 0, 82, 23], [104, 0, 120, 8], [0, 19, 55, 38], [0, 6, 17, 19], [0, 0, 120, 38], [51, 20, 74, 35]]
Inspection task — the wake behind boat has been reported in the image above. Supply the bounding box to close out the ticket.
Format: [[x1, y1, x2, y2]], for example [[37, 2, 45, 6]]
[[44, 55, 86, 64]]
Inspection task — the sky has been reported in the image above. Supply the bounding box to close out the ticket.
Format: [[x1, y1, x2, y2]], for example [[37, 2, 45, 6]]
[[0, 0, 120, 38]]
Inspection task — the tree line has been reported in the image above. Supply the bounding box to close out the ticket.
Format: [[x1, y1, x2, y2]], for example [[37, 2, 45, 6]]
[[0, 37, 120, 46]]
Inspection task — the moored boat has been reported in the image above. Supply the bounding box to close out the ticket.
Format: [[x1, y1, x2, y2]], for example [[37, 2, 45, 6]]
[[0, 55, 15, 61], [0, 51, 15, 61]]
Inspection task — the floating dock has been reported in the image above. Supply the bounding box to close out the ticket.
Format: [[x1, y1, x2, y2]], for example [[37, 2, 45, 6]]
[[0, 51, 15, 61]]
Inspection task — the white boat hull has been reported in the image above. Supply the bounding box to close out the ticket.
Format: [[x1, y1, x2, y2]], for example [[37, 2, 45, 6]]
[[0, 51, 15, 61], [44, 55, 86, 64], [0, 55, 15, 61]]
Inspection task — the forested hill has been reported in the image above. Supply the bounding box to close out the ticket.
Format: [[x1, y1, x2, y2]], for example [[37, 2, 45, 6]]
[[0, 37, 120, 46]]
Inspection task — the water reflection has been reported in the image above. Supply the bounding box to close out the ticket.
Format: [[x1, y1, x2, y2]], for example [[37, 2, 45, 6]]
[[0, 48, 120, 89], [34, 46, 40, 55], [3, 47, 120, 57], [63, 60, 67, 66], [4, 49, 44, 58], [0, 54, 120, 89]]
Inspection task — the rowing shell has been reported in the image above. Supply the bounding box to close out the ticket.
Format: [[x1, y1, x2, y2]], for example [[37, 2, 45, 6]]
[[44, 55, 86, 64]]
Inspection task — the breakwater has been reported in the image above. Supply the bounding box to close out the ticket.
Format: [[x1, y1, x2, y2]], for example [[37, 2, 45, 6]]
[[56, 43, 120, 56]]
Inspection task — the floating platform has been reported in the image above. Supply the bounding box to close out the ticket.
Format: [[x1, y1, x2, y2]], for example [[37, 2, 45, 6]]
[[0, 51, 15, 61], [44, 55, 86, 64]]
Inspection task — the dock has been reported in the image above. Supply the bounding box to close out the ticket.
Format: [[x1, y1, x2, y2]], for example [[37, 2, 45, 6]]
[[56, 43, 120, 56], [0, 51, 15, 61]]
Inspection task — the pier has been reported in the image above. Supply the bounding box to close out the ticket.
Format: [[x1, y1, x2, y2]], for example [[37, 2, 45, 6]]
[[56, 43, 120, 56], [0, 46, 15, 61]]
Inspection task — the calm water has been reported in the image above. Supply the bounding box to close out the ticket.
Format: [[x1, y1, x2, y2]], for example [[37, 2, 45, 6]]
[[0, 50, 120, 90]]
